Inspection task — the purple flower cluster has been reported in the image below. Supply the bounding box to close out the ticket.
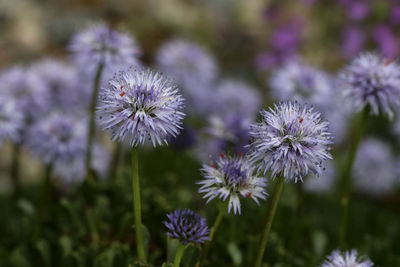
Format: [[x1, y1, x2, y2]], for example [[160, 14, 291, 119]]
[[198, 154, 267, 215], [248, 102, 332, 182], [339, 53, 400, 118], [164, 209, 210, 244], [0, 97, 24, 145], [97, 69, 185, 147], [69, 24, 140, 72], [320, 249, 374, 267]]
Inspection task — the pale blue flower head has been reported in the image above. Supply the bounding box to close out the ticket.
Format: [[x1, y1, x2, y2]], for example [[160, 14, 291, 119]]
[[164, 209, 210, 245], [156, 39, 218, 84], [97, 68, 185, 147], [198, 154, 267, 215], [248, 102, 333, 182], [320, 249, 374, 267], [31, 58, 80, 111], [269, 60, 332, 106], [353, 138, 396, 197], [26, 113, 86, 165], [339, 52, 400, 118], [213, 79, 261, 118], [69, 24, 140, 71], [0, 66, 49, 122]]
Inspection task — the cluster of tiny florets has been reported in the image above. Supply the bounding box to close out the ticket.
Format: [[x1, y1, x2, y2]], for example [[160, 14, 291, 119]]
[[320, 249, 374, 267], [97, 69, 185, 147], [198, 154, 267, 214], [248, 101, 332, 182], [164, 209, 210, 244]]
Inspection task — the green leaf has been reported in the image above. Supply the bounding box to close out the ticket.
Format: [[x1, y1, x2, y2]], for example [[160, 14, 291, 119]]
[[182, 244, 201, 267], [35, 239, 51, 266]]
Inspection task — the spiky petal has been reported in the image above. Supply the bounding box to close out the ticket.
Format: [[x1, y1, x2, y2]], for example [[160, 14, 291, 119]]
[[320, 249, 374, 267], [198, 154, 268, 215], [248, 102, 333, 182], [163, 209, 210, 245], [97, 69, 185, 147]]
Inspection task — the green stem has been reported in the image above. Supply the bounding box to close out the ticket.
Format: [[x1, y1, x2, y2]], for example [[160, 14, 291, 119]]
[[338, 108, 369, 248], [10, 143, 21, 197], [173, 243, 187, 267], [198, 205, 226, 267], [40, 164, 53, 215], [132, 149, 146, 262], [254, 175, 285, 267], [84, 62, 104, 182]]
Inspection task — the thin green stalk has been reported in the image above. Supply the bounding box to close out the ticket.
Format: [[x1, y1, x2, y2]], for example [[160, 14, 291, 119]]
[[84, 62, 104, 182], [40, 163, 53, 216], [132, 148, 146, 262], [255, 175, 285, 267], [198, 205, 226, 267], [338, 108, 369, 248], [173, 243, 187, 267], [10, 143, 21, 197]]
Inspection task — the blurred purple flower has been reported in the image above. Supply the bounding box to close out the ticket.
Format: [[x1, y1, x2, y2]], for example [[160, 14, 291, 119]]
[[304, 161, 336, 193], [353, 138, 396, 197], [198, 154, 267, 215], [269, 22, 303, 54], [268, 60, 333, 106], [169, 124, 197, 150], [213, 79, 261, 118], [248, 102, 333, 182], [340, 26, 365, 58], [339, 52, 400, 118], [156, 39, 218, 85], [164, 209, 210, 244], [0, 96, 24, 145], [0, 66, 49, 123], [69, 24, 140, 72], [372, 25, 399, 58], [346, 1, 370, 21], [26, 113, 86, 165], [390, 5, 400, 24]]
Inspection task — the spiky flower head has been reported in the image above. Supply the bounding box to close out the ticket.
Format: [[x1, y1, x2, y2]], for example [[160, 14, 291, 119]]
[[0, 97, 24, 145], [164, 209, 210, 245], [320, 249, 374, 267], [339, 52, 400, 118], [198, 154, 268, 215], [97, 69, 185, 147], [156, 39, 218, 84], [353, 138, 396, 197], [248, 102, 332, 182], [26, 113, 86, 165], [269, 61, 332, 106], [68, 24, 140, 71]]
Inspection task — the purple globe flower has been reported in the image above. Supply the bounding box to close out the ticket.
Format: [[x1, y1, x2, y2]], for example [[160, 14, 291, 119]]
[[320, 249, 374, 267], [156, 39, 218, 85], [339, 52, 400, 118], [353, 138, 396, 197], [0, 96, 24, 145], [0, 66, 49, 122], [198, 154, 267, 215], [97, 69, 185, 147], [269, 60, 332, 106], [248, 102, 332, 182], [164, 209, 210, 244], [340, 26, 365, 58], [31, 58, 80, 111], [26, 113, 86, 164], [213, 79, 261, 118], [68, 24, 140, 71]]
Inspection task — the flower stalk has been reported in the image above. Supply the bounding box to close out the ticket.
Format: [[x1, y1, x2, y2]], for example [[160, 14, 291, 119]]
[[254, 175, 285, 267]]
